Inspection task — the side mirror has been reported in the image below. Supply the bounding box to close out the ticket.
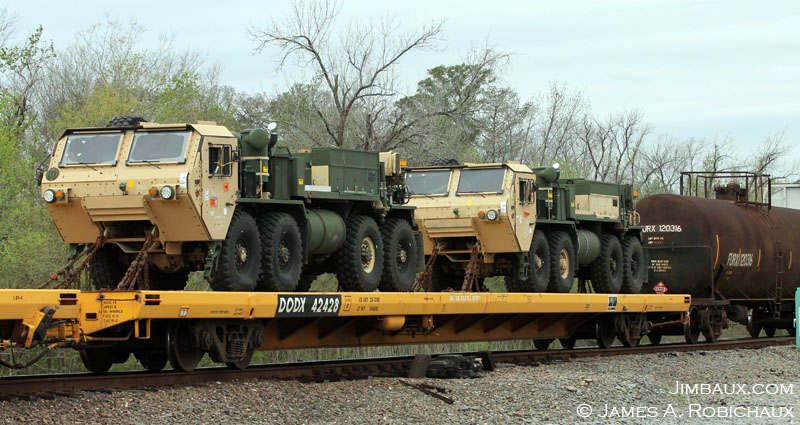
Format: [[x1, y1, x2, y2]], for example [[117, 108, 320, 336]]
[[34, 154, 52, 187]]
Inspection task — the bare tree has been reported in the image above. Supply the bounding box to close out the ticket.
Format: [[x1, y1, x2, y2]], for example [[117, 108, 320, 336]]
[[249, 0, 443, 148], [750, 131, 792, 177], [575, 114, 611, 180], [529, 82, 589, 166], [699, 135, 734, 173], [638, 135, 699, 195], [0, 7, 15, 47], [605, 108, 652, 183]]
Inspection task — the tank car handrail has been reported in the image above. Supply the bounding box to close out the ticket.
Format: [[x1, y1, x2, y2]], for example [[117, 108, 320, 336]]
[[679, 171, 771, 209]]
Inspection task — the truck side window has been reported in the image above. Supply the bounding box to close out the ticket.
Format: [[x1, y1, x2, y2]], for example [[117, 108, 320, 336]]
[[209, 144, 232, 176], [519, 180, 533, 205]]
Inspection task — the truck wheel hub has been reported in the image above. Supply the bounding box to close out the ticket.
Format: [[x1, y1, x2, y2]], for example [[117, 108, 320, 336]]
[[235, 240, 248, 268], [361, 237, 376, 273], [559, 249, 569, 279], [396, 243, 408, 266], [278, 240, 291, 268], [533, 254, 543, 271]]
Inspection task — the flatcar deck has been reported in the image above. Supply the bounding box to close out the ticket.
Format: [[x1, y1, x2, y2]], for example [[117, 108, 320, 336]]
[[0, 289, 690, 352]]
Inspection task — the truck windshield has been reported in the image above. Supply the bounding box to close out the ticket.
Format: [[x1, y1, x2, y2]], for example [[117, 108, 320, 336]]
[[406, 170, 452, 195], [59, 133, 122, 166], [128, 131, 190, 163], [457, 168, 505, 194]]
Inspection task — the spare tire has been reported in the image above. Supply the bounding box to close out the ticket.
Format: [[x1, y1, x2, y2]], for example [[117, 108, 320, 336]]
[[429, 158, 460, 166], [106, 116, 146, 127]]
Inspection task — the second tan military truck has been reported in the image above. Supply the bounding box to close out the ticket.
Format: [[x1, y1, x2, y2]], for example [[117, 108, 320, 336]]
[[405, 161, 644, 293]]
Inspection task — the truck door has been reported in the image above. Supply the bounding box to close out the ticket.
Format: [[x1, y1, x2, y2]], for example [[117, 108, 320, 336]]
[[514, 175, 536, 250], [200, 138, 238, 240]]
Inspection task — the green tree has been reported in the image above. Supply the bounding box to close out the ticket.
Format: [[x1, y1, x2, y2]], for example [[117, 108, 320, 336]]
[[395, 49, 508, 163], [0, 94, 67, 288]]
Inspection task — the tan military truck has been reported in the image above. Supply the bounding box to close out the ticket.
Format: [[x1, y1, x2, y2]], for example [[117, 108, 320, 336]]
[[39, 117, 422, 293], [406, 161, 644, 293]]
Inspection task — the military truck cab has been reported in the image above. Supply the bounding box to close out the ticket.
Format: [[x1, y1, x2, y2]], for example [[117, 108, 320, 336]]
[[40, 119, 421, 293]]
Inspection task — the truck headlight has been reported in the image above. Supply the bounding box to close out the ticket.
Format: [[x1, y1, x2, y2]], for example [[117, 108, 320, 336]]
[[486, 209, 498, 221], [160, 185, 175, 200], [43, 189, 56, 203]]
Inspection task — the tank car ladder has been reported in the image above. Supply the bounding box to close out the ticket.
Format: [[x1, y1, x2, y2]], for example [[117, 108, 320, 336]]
[[766, 213, 785, 320], [773, 238, 784, 319]]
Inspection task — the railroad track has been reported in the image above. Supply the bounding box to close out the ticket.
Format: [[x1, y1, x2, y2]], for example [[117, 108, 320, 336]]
[[0, 336, 793, 401]]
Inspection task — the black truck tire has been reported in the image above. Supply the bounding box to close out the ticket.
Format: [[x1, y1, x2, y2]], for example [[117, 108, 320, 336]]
[[507, 230, 550, 292], [296, 273, 316, 292], [148, 267, 189, 290], [89, 245, 126, 290], [547, 231, 575, 293], [620, 236, 645, 294], [106, 116, 146, 127], [210, 211, 261, 291], [257, 212, 303, 291], [334, 215, 384, 291], [429, 158, 460, 166], [590, 235, 623, 293], [379, 219, 418, 292], [431, 258, 459, 291]]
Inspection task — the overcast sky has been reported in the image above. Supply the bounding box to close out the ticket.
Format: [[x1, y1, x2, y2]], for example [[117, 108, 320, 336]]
[[7, 0, 800, 163]]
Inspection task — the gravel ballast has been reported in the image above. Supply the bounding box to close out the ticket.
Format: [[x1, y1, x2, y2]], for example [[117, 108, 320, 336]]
[[2, 345, 798, 424]]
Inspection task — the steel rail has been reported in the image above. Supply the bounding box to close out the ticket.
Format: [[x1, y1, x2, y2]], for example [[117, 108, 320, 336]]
[[0, 336, 793, 401]]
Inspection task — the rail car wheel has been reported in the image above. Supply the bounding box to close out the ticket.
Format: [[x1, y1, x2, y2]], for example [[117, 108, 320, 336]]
[[701, 311, 722, 343], [684, 308, 701, 344], [559, 336, 577, 350], [620, 237, 644, 294], [595, 317, 615, 348], [167, 322, 204, 372], [79, 348, 113, 374], [379, 219, 418, 292], [619, 332, 641, 348], [763, 325, 776, 337], [226, 346, 254, 370], [590, 235, 623, 293], [257, 212, 302, 291], [547, 231, 575, 293], [334, 215, 384, 291], [534, 339, 553, 350], [210, 211, 261, 291], [746, 309, 762, 338], [135, 351, 168, 372], [702, 328, 718, 343], [89, 245, 126, 290], [648, 330, 663, 345], [508, 230, 549, 292]]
